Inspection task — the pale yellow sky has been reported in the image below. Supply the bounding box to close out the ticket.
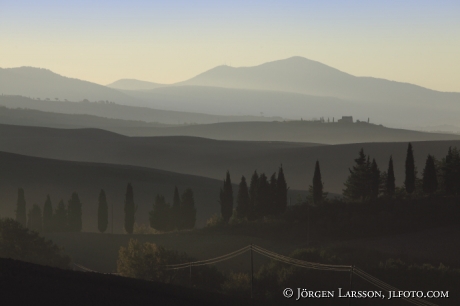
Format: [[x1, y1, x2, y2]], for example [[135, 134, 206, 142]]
[[1, 0, 459, 92]]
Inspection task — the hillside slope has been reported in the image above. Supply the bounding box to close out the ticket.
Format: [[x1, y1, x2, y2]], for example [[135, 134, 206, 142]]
[[0, 124, 458, 194]]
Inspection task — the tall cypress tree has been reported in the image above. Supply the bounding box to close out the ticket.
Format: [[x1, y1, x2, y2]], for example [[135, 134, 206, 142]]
[[247, 171, 259, 221], [343, 148, 370, 201], [386, 156, 396, 196], [422, 155, 438, 194], [172, 186, 181, 229], [370, 159, 381, 200], [405, 143, 416, 194], [15, 188, 27, 227], [27, 204, 43, 232], [312, 160, 324, 205], [442, 147, 460, 195], [149, 194, 171, 231], [98, 189, 108, 233], [43, 195, 53, 233], [236, 176, 250, 219], [68, 192, 82, 232], [124, 183, 136, 234], [268, 173, 278, 215], [54, 199, 67, 232], [219, 171, 233, 223], [276, 165, 288, 214], [180, 188, 196, 229], [256, 173, 270, 218]]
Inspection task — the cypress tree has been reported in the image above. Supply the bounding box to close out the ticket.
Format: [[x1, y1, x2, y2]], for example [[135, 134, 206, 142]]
[[343, 148, 370, 201], [386, 156, 396, 196], [43, 195, 53, 233], [256, 173, 270, 218], [15, 188, 27, 227], [54, 199, 67, 232], [180, 188, 196, 229], [149, 194, 171, 231], [98, 189, 108, 233], [422, 155, 438, 194], [443, 147, 460, 195], [247, 171, 259, 221], [312, 160, 324, 205], [370, 159, 381, 200], [27, 204, 42, 233], [276, 165, 288, 214], [268, 173, 278, 215], [67, 192, 82, 232], [404, 143, 416, 194], [236, 176, 250, 219], [219, 171, 233, 223], [124, 183, 136, 234], [172, 186, 181, 229]]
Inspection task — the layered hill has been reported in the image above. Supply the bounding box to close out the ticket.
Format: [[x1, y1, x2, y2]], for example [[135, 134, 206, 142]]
[[104, 121, 460, 144], [0, 150, 306, 232], [0, 95, 279, 125], [0, 124, 458, 194]]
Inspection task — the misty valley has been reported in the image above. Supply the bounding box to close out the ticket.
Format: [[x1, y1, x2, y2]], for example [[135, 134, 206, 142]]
[[1, 58, 459, 306]]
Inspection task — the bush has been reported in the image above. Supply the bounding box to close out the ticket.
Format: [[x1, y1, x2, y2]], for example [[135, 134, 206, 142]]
[[0, 218, 70, 269], [221, 272, 251, 298], [117, 239, 226, 291]]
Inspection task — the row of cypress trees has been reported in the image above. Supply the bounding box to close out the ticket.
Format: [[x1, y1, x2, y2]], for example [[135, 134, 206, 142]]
[[219, 165, 288, 222], [15, 190, 82, 233], [149, 187, 196, 232], [310, 143, 459, 203]]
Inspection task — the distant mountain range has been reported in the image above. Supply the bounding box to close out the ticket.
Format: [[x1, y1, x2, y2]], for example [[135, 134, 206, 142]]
[[2, 57, 460, 129]]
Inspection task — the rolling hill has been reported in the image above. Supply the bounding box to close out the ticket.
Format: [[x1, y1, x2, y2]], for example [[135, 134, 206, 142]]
[[107, 78, 166, 90], [0, 95, 279, 125], [0, 124, 458, 194], [0, 149, 308, 232]]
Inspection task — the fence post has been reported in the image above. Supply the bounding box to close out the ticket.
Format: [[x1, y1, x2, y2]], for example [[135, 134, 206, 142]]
[[250, 243, 254, 299], [189, 262, 192, 288]]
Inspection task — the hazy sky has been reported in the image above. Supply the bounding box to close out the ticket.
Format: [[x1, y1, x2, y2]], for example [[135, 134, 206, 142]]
[[1, 0, 460, 92]]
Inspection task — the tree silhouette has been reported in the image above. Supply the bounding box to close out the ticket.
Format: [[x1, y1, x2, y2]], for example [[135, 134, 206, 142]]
[[276, 165, 288, 214], [370, 159, 381, 201], [27, 204, 42, 233], [43, 195, 53, 233], [386, 156, 396, 196], [256, 173, 270, 217], [67, 192, 82, 232], [15, 188, 27, 227], [247, 171, 259, 221], [149, 194, 172, 231], [98, 189, 108, 233], [343, 148, 371, 201], [405, 143, 416, 194], [442, 147, 460, 195], [124, 183, 136, 234], [236, 176, 250, 219], [54, 199, 67, 232], [422, 155, 438, 194], [219, 171, 233, 223], [172, 186, 181, 229], [180, 188, 196, 229], [311, 161, 324, 205]]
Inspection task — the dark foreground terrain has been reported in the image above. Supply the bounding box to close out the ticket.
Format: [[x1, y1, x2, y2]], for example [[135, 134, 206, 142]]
[[0, 258, 272, 306]]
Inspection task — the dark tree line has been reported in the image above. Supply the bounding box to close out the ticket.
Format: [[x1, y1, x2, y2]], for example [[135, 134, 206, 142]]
[[339, 143, 453, 202], [219, 165, 288, 222], [149, 187, 197, 231], [16, 190, 83, 233]]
